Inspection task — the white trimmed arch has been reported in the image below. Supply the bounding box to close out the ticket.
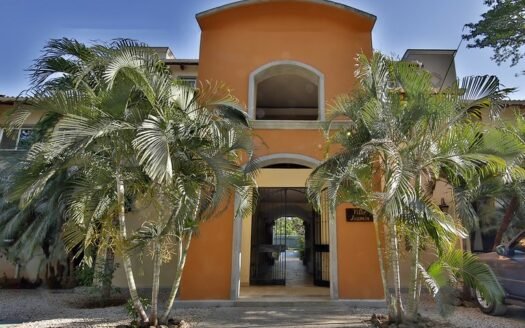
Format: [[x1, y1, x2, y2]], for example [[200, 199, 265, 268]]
[[248, 60, 325, 121], [254, 152, 321, 168], [231, 153, 339, 300]]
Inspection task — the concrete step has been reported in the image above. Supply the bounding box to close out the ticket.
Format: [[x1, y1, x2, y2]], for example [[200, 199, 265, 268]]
[[174, 298, 386, 309]]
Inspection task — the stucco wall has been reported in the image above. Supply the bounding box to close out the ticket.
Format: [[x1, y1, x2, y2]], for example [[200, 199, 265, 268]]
[[0, 104, 45, 126], [179, 0, 381, 300]]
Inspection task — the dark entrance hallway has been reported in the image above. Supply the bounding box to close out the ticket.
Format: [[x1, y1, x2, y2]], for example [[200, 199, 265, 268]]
[[249, 188, 329, 289]]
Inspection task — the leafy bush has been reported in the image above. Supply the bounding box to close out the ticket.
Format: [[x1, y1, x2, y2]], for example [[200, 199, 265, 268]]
[[126, 297, 151, 323], [74, 265, 95, 287]]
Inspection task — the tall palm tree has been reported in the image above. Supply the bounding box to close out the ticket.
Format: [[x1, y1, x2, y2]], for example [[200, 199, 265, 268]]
[[5, 38, 254, 326], [307, 52, 521, 323], [5, 38, 156, 322], [128, 82, 254, 323]]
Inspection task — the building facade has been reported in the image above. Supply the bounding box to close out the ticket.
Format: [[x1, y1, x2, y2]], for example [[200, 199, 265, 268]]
[[4, 0, 515, 302]]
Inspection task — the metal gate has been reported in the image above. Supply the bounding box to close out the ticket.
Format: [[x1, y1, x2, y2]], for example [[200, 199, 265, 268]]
[[249, 187, 330, 287], [250, 188, 287, 285]]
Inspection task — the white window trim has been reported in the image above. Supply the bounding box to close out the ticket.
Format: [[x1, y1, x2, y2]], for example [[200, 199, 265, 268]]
[[248, 60, 325, 121], [0, 127, 33, 151], [178, 76, 197, 88]]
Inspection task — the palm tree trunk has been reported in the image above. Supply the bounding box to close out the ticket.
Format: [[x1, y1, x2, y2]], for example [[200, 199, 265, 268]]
[[160, 231, 192, 324], [373, 215, 390, 309], [389, 222, 404, 323], [116, 175, 149, 323], [407, 234, 420, 321], [161, 192, 201, 324], [492, 196, 518, 250], [101, 246, 115, 300], [150, 241, 162, 326]]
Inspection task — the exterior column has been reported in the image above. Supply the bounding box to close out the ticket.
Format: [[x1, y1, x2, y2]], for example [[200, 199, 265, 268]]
[[329, 190, 339, 299], [230, 191, 243, 300]]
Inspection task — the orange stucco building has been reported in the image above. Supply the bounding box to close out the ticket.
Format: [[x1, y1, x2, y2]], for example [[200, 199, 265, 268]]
[[2, 0, 479, 303], [170, 0, 383, 301]]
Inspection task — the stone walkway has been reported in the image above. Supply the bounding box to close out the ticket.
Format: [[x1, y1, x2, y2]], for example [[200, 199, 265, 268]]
[[183, 306, 372, 328], [240, 250, 330, 298], [0, 289, 371, 327], [2, 288, 525, 328], [285, 250, 312, 286]]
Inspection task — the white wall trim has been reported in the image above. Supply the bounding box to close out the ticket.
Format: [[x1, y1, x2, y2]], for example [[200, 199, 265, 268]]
[[230, 190, 244, 300], [253, 153, 321, 168], [248, 60, 325, 121]]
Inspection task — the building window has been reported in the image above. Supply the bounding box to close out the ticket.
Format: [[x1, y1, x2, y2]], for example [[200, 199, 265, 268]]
[[0, 128, 34, 150], [178, 76, 197, 88], [249, 61, 324, 121]]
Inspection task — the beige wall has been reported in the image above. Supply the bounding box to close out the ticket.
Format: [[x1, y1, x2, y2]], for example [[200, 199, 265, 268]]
[[402, 52, 457, 89], [112, 203, 183, 289], [0, 104, 45, 126], [0, 251, 45, 281], [169, 65, 198, 79]]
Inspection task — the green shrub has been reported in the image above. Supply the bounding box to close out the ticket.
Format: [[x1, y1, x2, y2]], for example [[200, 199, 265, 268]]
[[125, 297, 151, 323], [74, 265, 95, 287]]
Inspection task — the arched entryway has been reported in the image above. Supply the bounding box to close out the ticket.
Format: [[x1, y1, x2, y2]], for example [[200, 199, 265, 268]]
[[230, 153, 338, 299]]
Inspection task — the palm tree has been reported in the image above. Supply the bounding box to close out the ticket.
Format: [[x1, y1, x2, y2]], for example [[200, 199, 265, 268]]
[[128, 82, 254, 323], [4, 38, 169, 323], [307, 52, 520, 323], [5, 38, 254, 326], [0, 116, 77, 288], [483, 113, 525, 249]]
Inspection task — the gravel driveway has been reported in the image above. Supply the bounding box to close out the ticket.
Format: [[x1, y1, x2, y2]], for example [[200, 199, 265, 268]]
[[1, 289, 524, 327]]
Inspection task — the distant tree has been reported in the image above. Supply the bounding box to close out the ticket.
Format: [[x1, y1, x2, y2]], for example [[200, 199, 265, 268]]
[[463, 0, 525, 74], [275, 217, 304, 236]]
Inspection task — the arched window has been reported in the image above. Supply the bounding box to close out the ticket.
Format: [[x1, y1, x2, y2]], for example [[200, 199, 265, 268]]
[[249, 61, 324, 121]]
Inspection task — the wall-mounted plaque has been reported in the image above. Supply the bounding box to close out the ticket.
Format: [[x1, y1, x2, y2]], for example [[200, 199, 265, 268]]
[[346, 208, 373, 222]]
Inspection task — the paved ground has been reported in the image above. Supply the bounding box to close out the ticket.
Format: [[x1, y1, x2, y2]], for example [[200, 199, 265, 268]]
[[240, 250, 330, 299], [1, 289, 525, 327], [285, 250, 312, 286]]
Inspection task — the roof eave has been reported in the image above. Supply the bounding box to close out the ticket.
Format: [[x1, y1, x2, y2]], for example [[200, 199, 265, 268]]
[[402, 49, 457, 60], [164, 59, 199, 66], [196, 0, 376, 28]]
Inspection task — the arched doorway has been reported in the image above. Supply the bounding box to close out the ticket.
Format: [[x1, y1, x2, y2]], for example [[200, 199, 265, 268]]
[[231, 154, 334, 299], [249, 188, 315, 286]]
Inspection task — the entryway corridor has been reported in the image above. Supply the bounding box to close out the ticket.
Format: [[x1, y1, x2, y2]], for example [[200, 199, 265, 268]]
[[285, 250, 312, 287], [240, 249, 329, 298]]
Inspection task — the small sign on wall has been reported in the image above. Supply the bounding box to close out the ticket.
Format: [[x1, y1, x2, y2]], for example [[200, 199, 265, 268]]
[[346, 208, 373, 222]]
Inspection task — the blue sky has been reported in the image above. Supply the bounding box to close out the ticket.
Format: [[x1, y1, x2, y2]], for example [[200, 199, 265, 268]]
[[1, 0, 524, 99]]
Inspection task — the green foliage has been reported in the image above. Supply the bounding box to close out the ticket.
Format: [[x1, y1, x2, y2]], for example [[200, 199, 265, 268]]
[[74, 265, 95, 287], [420, 247, 505, 316], [2, 37, 255, 323], [297, 235, 305, 260], [463, 0, 525, 74], [451, 111, 525, 248], [73, 258, 119, 293], [307, 52, 518, 322], [274, 217, 305, 236], [126, 297, 150, 322]]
